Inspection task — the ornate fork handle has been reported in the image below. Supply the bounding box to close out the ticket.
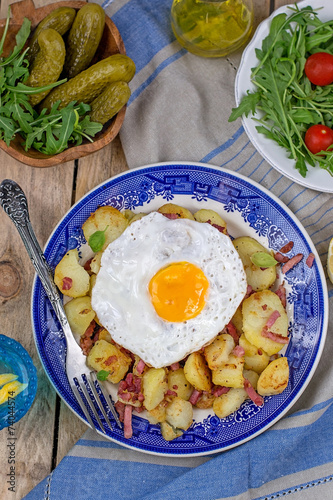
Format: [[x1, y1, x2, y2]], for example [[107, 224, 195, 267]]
[[0, 179, 75, 345]]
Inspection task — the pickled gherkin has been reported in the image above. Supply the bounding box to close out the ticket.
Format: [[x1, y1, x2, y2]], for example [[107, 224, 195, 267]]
[[63, 3, 105, 79], [27, 7, 75, 64], [39, 54, 136, 112], [26, 29, 66, 106], [90, 81, 131, 124]]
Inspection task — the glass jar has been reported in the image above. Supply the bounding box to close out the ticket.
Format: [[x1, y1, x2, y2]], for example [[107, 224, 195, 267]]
[[171, 0, 254, 58]]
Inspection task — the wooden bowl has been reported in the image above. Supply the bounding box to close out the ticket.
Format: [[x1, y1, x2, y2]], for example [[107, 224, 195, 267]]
[[0, 0, 127, 167]]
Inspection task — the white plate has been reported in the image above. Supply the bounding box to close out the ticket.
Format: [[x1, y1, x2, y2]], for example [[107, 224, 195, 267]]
[[31, 162, 328, 456], [235, 0, 333, 193]]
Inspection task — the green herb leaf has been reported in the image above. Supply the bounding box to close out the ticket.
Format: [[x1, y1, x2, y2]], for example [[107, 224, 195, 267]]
[[96, 370, 110, 381], [250, 252, 278, 268], [89, 226, 109, 253]]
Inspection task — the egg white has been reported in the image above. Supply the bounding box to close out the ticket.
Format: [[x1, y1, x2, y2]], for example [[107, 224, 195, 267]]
[[91, 211, 247, 368]]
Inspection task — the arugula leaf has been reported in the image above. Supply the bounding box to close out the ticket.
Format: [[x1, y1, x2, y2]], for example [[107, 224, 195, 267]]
[[229, 91, 260, 121], [96, 370, 110, 381]]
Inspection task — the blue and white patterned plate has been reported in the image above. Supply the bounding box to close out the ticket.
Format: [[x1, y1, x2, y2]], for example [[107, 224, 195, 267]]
[[31, 162, 328, 456]]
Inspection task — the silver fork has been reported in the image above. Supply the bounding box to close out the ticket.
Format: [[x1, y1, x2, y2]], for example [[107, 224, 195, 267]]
[[0, 179, 121, 434]]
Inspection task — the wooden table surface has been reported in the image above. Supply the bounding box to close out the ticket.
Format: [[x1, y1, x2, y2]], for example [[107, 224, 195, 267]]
[[0, 0, 297, 498]]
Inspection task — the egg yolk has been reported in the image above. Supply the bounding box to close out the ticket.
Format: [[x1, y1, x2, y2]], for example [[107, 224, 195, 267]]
[[148, 262, 209, 322]]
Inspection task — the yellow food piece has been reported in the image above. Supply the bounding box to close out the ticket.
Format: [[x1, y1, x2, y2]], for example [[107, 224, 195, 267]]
[[168, 368, 193, 401], [184, 352, 212, 392], [193, 208, 228, 234], [157, 203, 195, 220], [242, 290, 289, 356], [165, 397, 193, 431], [0, 380, 28, 405], [257, 357, 289, 396], [82, 206, 129, 253], [54, 249, 90, 298], [0, 373, 18, 387], [204, 333, 235, 370], [87, 340, 132, 384], [64, 296, 95, 337], [233, 236, 277, 291], [327, 237, 333, 284], [142, 368, 168, 411], [211, 353, 245, 388]]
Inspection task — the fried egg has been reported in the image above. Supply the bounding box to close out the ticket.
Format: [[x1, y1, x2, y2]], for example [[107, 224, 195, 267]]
[[91, 211, 247, 368]]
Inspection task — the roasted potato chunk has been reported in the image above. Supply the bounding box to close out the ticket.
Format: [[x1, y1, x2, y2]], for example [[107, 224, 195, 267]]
[[233, 236, 277, 291], [193, 208, 227, 234], [204, 333, 235, 370], [64, 296, 95, 337], [82, 206, 129, 252], [157, 203, 194, 220], [243, 369, 259, 391], [213, 387, 247, 419], [54, 248, 90, 298], [242, 290, 288, 356], [143, 368, 168, 411], [211, 353, 245, 388], [160, 421, 183, 441], [87, 339, 131, 384], [239, 334, 270, 374], [129, 213, 147, 225], [90, 251, 103, 274], [165, 397, 193, 431], [184, 352, 212, 392], [257, 357, 289, 396], [168, 368, 193, 401], [148, 401, 167, 424]]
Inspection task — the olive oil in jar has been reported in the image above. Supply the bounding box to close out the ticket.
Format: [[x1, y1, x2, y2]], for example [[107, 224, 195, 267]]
[[171, 0, 253, 57]]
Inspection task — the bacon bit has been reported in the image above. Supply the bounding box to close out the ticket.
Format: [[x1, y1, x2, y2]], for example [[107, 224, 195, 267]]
[[115, 401, 125, 422], [262, 304, 267, 310], [138, 393, 144, 402], [162, 212, 178, 219], [135, 406, 144, 413], [225, 321, 239, 344], [79, 321, 97, 356], [119, 392, 131, 402], [306, 253, 315, 268], [212, 386, 230, 397], [275, 284, 287, 308], [136, 359, 145, 374], [104, 355, 117, 366], [189, 389, 202, 405], [244, 285, 253, 299], [166, 390, 177, 397], [282, 253, 303, 274], [62, 276, 73, 290], [125, 373, 134, 386], [258, 349, 263, 356], [265, 310, 281, 328], [279, 241, 294, 254], [232, 345, 245, 358], [274, 252, 290, 263], [262, 328, 289, 344], [170, 362, 180, 371], [244, 379, 264, 406], [83, 258, 93, 272], [124, 405, 133, 439], [172, 385, 178, 390]]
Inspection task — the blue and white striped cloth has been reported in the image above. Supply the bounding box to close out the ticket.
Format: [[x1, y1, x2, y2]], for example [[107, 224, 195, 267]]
[[26, 1, 333, 498]]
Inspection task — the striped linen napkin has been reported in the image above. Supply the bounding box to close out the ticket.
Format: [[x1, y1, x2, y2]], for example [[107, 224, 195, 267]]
[[25, 0, 333, 498]]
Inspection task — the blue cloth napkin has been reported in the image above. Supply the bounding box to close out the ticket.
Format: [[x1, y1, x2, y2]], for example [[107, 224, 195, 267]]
[[25, 0, 333, 498]]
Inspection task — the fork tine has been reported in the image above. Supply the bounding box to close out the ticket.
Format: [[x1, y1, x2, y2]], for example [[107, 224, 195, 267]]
[[90, 371, 122, 428], [86, 374, 114, 431], [71, 383, 105, 434], [74, 378, 106, 434]]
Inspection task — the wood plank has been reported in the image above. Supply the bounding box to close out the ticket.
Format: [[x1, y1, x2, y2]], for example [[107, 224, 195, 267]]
[[0, 2, 76, 494]]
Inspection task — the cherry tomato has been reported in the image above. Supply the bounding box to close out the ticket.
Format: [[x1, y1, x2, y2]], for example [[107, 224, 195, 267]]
[[304, 52, 333, 86], [304, 125, 333, 155]]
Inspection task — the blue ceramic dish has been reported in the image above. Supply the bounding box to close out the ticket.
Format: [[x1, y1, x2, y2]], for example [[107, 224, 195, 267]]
[[31, 162, 328, 456], [0, 335, 38, 430]]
